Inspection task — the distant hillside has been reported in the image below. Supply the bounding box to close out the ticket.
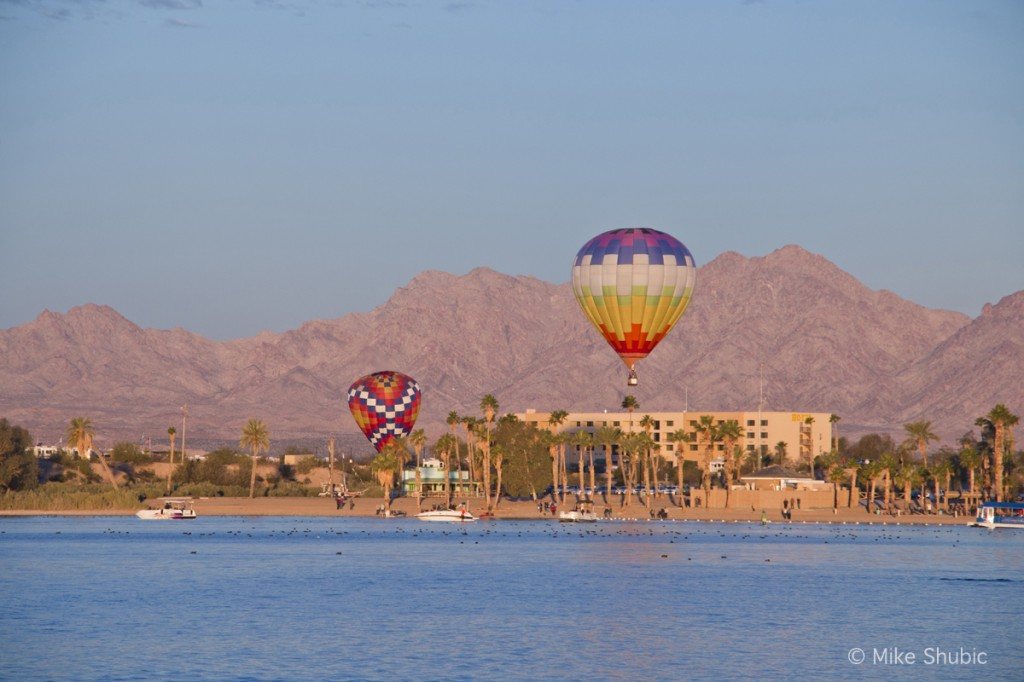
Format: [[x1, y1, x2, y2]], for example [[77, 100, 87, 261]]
[[2, 245, 1019, 449]]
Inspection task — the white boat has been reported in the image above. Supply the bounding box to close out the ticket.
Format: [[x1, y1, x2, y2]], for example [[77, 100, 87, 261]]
[[136, 498, 197, 520], [416, 509, 477, 522], [970, 502, 1024, 529], [559, 510, 598, 523]]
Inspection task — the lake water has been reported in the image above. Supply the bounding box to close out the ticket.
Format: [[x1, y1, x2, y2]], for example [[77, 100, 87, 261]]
[[1, 517, 1021, 681]]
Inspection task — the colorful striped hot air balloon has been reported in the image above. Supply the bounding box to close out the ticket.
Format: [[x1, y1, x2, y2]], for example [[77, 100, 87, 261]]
[[571, 227, 696, 386], [347, 371, 422, 452]]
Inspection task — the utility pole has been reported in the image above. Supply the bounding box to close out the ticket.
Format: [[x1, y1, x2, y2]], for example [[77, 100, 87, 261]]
[[328, 436, 336, 492], [757, 362, 765, 467], [181, 404, 188, 465]]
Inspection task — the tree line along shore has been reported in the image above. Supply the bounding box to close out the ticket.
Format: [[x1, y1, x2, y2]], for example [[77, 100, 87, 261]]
[[0, 398, 1020, 517]]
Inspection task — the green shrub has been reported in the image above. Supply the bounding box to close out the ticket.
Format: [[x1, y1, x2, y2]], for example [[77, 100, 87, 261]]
[[295, 458, 319, 475], [0, 418, 39, 492], [0, 482, 164, 510], [109, 442, 152, 465]]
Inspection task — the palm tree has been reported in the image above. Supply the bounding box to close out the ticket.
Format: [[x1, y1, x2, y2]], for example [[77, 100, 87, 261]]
[[637, 432, 656, 510], [717, 420, 743, 508], [958, 444, 983, 509], [165, 426, 177, 495], [974, 417, 995, 497], [667, 429, 692, 507], [861, 459, 882, 514], [823, 453, 848, 511], [447, 410, 461, 463], [445, 411, 462, 489], [878, 453, 897, 514], [638, 415, 655, 505], [547, 409, 568, 502], [239, 418, 270, 498], [619, 433, 642, 507], [462, 416, 480, 494], [894, 462, 923, 509], [409, 428, 427, 511], [930, 460, 952, 513], [595, 425, 620, 500], [903, 420, 939, 467], [572, 430, 593, 498], [582, 431, 597, 497], [648, 439, 664, 504], [742, 449, 760, 476], [693, 415, 717, 508], [478, 427, 493, 508], [478, 395, 499, 508], [492, 443, 506, 507], [621, 396, 639, 434], [803, 416, 816, 478], [433, 433, 457, 506], [774, 441, 788, 466], [522, 427, 543, 501], [480, 395, 499, 425], [67, 417, 118, 490], [391, 435, 411, 480], [829, 413, 841, 453], [845, 460, 860, 508], [986, 404, 1020, 502], [371, 447, 400, 513]]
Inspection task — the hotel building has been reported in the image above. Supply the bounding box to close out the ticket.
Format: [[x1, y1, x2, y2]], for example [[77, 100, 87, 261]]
[[515, 408, 834, 467]]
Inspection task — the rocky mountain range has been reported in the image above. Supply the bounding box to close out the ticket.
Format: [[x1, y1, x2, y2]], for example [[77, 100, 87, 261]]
[[2, 245, 1020, 450]]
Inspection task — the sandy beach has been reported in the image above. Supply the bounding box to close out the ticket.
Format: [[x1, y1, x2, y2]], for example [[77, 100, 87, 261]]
[[0, 496, 975, 525]]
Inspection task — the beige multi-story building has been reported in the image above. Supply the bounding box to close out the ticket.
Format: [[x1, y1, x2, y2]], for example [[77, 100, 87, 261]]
[[516, 408, 833, 468]]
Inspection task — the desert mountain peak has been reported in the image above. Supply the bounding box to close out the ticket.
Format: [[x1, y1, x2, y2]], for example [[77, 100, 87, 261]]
[[1, 248, 1018, 446]]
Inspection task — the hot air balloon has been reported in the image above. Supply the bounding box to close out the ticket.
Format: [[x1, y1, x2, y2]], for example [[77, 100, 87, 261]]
[[347, 371, 422, 452], [571, 227, 696, 386]]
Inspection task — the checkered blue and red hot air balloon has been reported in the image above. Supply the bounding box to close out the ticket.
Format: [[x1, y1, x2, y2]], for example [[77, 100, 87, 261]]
[[347, 371, 422, 452], [571, 227, 696, 387]]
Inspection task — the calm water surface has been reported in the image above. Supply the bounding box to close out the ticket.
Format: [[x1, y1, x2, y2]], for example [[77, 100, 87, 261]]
[[1, 517, 1021, 681]]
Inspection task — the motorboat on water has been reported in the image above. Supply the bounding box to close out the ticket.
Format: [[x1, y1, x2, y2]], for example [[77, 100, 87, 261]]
[[559, 510, 598, 523], [970, 501, 1024, 530], [415, 508, 477, 522], [136, 498, 197, 520]]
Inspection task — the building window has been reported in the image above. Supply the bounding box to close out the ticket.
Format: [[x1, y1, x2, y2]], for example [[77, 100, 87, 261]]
[[689, 420, 697, 427], [716, 443, 724, 450], [747, 432, 755, 439], [761, 420, 768, 426], [746, 444, 754, 451], [654, 433, 660, 442], [761, 432, 768, 439], [666, 444, 673, 451], [666, 420, 674, 427], [746, 420, 755, 426], [613, 421, 620, 427], [586, 421, 593, 427], [576, 421, 581, 427], [690, 444, 698, 451]]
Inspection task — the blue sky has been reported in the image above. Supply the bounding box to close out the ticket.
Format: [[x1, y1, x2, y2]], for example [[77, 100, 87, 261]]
[[1, 1, 1022, 338]]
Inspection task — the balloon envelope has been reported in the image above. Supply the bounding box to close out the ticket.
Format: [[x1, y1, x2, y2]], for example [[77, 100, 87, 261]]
[[347, 371, 422, 452], [571, 227, 696, 370]]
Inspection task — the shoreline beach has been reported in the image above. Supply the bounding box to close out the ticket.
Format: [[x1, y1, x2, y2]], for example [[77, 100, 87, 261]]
[[0, 496, 976, 525]]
